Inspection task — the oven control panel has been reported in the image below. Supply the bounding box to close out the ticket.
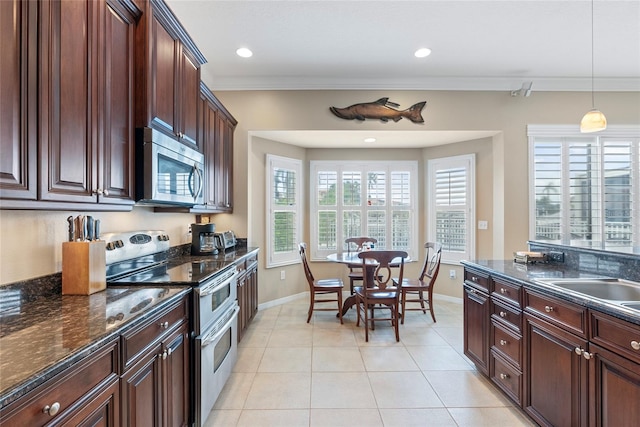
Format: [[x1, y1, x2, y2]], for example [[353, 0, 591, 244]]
[[103, 230, 170, 265]]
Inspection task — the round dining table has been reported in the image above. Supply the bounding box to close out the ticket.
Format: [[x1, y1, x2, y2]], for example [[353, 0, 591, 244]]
[[326, 252, 409, 316]]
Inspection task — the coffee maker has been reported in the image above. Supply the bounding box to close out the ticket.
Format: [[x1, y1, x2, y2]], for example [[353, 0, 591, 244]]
[[191, 223, 218, 255]]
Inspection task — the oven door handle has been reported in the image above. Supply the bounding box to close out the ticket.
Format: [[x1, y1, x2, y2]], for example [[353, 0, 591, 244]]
[[202, 304, 240, 347], [197, 270, 239, 297]]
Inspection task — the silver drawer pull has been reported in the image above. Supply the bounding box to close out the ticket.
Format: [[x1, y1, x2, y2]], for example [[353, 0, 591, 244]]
[[499, 373, 510, 380], [43, 402, 61, 416], [500, 339, 508, 346], [500, 288, 506, 294], [159, 321, 169, 329], [471, 276, 478, 282], [544, 305, 554, 313], [631, 340, 640, 351], [499, 311, 507, 318]]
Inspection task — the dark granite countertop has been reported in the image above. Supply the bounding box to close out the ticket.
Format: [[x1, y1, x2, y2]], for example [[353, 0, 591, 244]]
[[462, 259, 640, 326], [0, 286, 191, 409]]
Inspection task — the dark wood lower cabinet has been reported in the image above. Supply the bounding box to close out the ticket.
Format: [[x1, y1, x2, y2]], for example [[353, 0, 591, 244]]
[[237, 253, 259, 343], [463, 284, 490, 375], [463, 265, 640, 427], [121, 323, 189, 427], [60, 377, 120, 427], [589, 344, 640, 426], [524, 313, 589, 427]]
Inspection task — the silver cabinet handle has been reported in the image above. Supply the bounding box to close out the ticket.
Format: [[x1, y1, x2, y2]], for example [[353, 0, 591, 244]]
[[167, 347, 173, 356], [43, 402, 61, 416], [159, 321, 169, 329], [161, 350, 167, 360], [499, 373, 510, 380], [631, 340, 640, 351], [500, 339, 508, 346], [471, 276, 478, 282], [499, 311, 507, 318], [500, 288, 506, 294], [544, 305, 554, 313]]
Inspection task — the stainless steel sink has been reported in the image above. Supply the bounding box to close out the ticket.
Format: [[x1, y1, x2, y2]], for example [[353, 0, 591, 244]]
[[533, 278, 640, 302]]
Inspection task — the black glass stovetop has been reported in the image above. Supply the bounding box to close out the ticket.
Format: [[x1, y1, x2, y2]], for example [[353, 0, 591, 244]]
[[108, 259, 233, 285]]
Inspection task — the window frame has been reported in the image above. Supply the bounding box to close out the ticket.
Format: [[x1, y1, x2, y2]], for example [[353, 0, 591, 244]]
[[427, 154, 476, 264], [309, 160, 419, 261], [527, 125, 640, 252], [266, 154, 303, 268]]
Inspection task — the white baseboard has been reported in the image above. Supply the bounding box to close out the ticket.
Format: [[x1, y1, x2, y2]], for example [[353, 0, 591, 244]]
[[258, 292, 308, 310]]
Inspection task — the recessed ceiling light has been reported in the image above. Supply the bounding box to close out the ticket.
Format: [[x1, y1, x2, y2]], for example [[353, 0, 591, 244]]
[[236, 47, 253, 58], [414, 48, 432, 58], [364, 137, 376, 143]]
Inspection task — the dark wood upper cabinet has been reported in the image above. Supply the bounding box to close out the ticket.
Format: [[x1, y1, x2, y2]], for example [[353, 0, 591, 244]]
[[200, 83, 236, 213], [134, 0, 205, 148], [0, 0, 37, 201], [1, 0, 138, 210]]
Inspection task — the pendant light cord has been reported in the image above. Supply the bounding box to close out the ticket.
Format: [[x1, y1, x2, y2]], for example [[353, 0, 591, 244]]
[[590, 0, 595, 109]]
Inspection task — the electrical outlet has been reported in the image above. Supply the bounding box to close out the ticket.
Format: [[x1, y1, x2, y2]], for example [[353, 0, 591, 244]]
[[280, 270, 286, 280], [449, 269, 456, 279], [548, 251, 565, 263], [478, 220, 488, 230]]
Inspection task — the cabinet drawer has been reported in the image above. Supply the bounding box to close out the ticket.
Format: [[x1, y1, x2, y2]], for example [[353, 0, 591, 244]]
[[492, 277, 522, 307], [590, 310, 640, 364], [492, 320, 522, 368], [464, 269, 490, 293], [524, 289, 587, 337], [0, 340, 118, 426], [490, 351, 522, 405], [121, 298, 187, 370], [491, 298, 522, 332]]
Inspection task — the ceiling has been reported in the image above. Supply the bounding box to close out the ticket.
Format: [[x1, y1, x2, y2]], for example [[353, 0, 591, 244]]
[[165, 0, 640, 148]]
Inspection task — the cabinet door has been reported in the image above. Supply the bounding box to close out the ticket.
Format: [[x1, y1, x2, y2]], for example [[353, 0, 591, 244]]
[[247, 261, 259, 321], [60, 377, 120, 427], [589, 343, 640, 427], [237, 270, 248, 342], [39, 0, 98, 202], [463, 284, 490, 375], [164, 325, 190, 427], [98, 0, 136, 204], [215, 113, 234, 211], [148, 11, 178, 138], [121, 351, 162, 427], [0, 0, 37, 200], [179, 48, 200, 146], [201, 96, 218, 208], [524, 313, 588, 427]]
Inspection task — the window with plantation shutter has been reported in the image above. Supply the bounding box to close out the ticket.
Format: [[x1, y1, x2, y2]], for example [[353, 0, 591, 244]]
[[528, 125, 640, 253], [266, 155, 302, 267], [311, 161, 418, 261], [428, 155, 475, 263]]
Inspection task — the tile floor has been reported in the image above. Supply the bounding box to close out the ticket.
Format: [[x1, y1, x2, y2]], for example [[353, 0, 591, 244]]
[[205, 296, 536, 427]]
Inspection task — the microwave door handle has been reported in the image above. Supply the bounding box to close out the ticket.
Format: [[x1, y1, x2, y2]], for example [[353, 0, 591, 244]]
[[195, 164, 204, 200], [188, 163, 203, 200]]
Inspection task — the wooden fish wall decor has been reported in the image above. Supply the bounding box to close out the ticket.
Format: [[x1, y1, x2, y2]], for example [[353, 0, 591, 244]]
[[329, 98, 426, 124]]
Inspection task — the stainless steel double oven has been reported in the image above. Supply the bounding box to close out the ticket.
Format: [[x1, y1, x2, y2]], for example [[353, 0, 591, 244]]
[[105, 231, 240, 426]]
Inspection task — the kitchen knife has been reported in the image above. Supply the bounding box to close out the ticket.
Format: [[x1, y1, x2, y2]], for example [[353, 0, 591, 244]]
[[94, 219, 100, 241], [75, 215, 85, 241], [66, 216, 75, 242], [86, 216, 94, 241]]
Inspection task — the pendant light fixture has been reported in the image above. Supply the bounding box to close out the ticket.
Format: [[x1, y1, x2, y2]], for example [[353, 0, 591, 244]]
[[580, 0, 607, 133]]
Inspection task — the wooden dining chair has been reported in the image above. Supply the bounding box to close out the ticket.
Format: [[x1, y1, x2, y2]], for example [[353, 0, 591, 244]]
[[345, 237, 377, 293], [299, 243, 344, 324], [398, 242, 442, 323], [354, 250, 407, 342]]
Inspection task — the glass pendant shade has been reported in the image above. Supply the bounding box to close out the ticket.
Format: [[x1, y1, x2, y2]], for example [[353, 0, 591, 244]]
[[580, 108, 607, 133]]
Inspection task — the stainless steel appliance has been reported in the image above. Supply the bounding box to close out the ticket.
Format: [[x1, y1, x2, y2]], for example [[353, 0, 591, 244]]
[[135, 127, 205, 206], [192, 223, 218, 255], [104, 230, 239, 426], [214, 230, 237, 251]]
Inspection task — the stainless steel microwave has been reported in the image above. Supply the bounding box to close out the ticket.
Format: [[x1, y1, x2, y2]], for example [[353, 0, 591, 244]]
[[135, 127, 204, 206]]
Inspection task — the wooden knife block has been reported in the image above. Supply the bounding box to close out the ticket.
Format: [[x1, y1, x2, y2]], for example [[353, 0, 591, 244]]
[[62, 241, 106, 295]]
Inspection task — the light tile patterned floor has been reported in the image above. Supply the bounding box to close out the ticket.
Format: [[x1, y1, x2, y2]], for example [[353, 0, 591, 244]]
[[205, 296, 536, 427]]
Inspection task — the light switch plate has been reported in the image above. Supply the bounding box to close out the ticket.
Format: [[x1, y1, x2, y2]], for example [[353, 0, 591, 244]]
[[478, 220, 488, 230]]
